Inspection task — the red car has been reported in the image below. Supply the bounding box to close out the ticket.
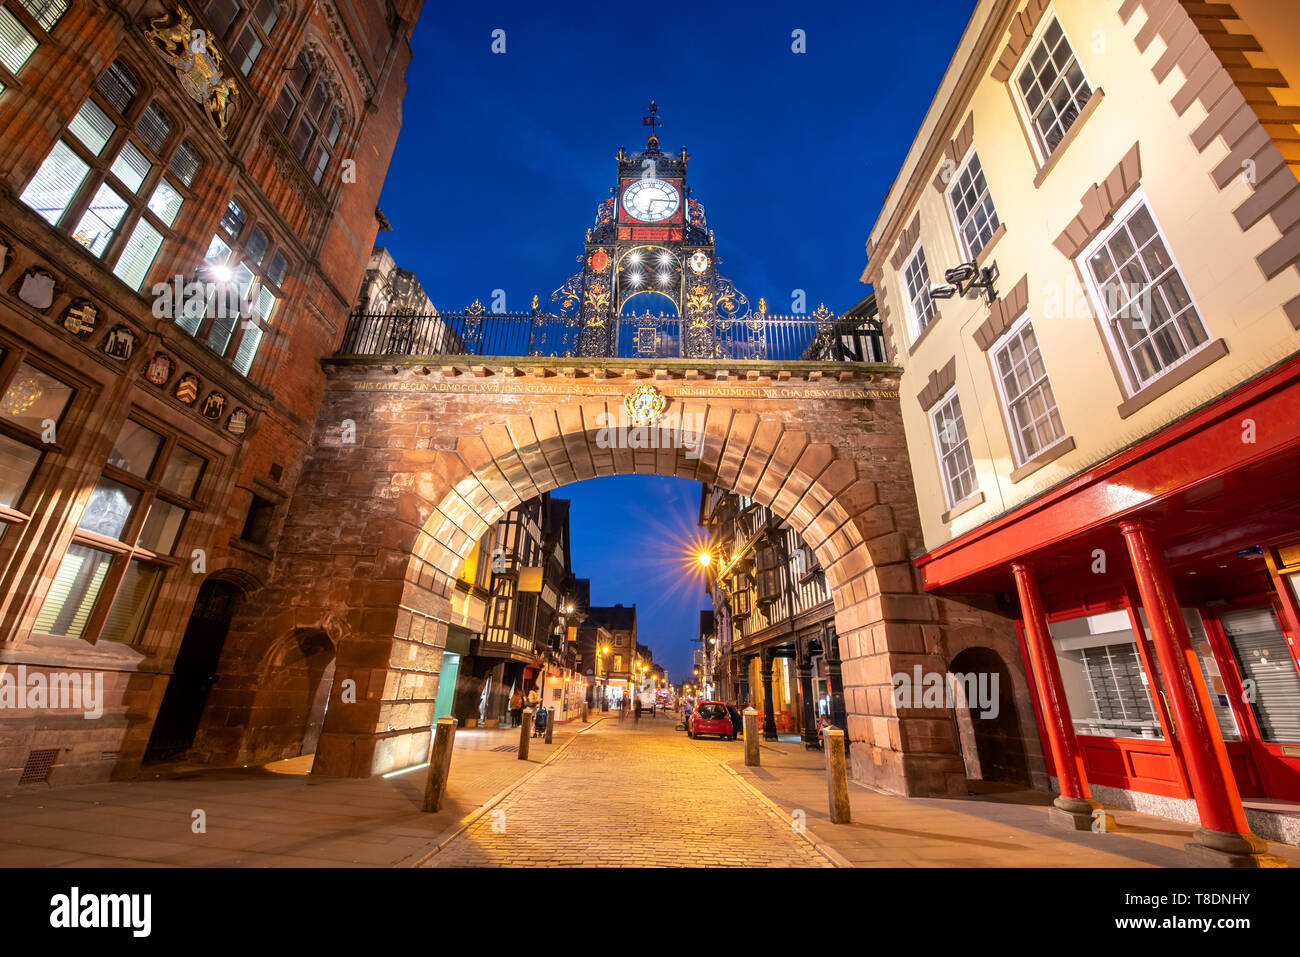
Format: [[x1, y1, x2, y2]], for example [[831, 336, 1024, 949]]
[[687, 701, 736, 740]]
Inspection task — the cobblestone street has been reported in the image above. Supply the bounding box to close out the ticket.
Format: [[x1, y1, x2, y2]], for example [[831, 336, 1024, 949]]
[[423, 715, 832, 867]]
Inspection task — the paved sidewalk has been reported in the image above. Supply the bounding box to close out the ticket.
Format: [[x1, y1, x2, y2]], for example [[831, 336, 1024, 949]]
[[713, 736, 1300, 867], [0, 721, 585, 867]]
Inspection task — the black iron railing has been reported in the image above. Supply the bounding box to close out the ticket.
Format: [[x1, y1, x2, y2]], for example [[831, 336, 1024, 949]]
[[335, 309, 886, 363]]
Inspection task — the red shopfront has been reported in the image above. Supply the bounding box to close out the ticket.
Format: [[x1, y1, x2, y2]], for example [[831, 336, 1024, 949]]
[[916, 354, 1300, 844]]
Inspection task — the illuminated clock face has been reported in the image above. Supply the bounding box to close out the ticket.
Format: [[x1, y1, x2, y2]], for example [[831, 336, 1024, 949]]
[[622, 180, 680, 222]]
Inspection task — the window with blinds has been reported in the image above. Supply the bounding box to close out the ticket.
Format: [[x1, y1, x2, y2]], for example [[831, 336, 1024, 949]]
[[231, 324, 262, 376], [136, 102, 172, 154], [169, 141, 202, 187], [185, 207, 288, 377], [1221, 607, 1300, 743], [1050, 610, 1164, 739], [112, 220, 163, 291], [95, 58, 137, 115], [98, 560, 163, 645], [19, 140, 88, 224], [0, 7, 36, 75], [20, 62, 198, 291], [33, 544, 113, 640], [30, 417, 209, 646]]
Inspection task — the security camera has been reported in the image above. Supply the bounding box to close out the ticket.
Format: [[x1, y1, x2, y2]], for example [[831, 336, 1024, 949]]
[[928, 282, 958, 300], [944, 263, 977, 284]]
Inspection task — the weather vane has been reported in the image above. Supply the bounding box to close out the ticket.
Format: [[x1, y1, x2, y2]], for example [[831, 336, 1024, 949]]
[[643, 100, 662, 157]]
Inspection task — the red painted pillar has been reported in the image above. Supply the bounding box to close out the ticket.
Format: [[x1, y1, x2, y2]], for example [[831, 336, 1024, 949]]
[[1011, 562, 1095, 829], [1119, 521, 1274, 864]]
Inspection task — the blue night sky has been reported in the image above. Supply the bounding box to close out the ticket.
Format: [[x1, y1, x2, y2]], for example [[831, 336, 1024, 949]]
[[377, 0, 977, 680]]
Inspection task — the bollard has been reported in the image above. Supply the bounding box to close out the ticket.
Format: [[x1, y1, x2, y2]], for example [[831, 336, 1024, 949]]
[[824, 727, 851, 824], [545, 707, 554, 744], [743, 708, 760, 767], [518, 708, 534, 760], [421, 717, 458, 812], [582, 701, 589, 722]]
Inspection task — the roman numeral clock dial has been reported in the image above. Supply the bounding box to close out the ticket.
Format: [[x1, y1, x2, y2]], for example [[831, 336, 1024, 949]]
[[622, 179, 680, 222]]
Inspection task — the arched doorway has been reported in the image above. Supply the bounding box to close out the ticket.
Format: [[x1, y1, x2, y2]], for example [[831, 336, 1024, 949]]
[[144, 579, 242, 761], [947, 646, 1031, 787]]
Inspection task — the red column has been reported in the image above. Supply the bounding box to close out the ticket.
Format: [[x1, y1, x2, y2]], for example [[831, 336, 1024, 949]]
[[1011, 562, 1093, 820], [1119, 521, 1252, 838]]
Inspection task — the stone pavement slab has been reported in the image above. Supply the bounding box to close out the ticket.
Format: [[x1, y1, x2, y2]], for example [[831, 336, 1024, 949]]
[[0, 721, 582, 867], [713, 737, 1300, 868]]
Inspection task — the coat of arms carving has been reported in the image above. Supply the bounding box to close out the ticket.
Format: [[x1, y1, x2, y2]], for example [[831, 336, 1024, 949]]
[[200, 391, 226, 420], [18, 270, 56, 311], [102, 325, 136, 361], [144, 4, 238, 138], [624, 383, 667, 427], [175, 373, 200, 405], [144, 353, 174, 386], [63, 300, 98, 336]]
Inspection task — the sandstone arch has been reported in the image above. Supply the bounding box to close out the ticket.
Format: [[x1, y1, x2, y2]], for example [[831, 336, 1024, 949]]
[[203, 359, 1016, 795]]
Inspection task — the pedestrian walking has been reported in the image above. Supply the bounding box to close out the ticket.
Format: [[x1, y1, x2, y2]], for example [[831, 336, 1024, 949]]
[[509, 689, 523, 728]]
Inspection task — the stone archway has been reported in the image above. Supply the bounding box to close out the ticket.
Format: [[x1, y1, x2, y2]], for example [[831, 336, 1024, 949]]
[[211, 356, 1019, 795]]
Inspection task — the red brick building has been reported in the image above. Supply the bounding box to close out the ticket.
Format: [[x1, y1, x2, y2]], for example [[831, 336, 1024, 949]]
[[0, 0, 421, 786]]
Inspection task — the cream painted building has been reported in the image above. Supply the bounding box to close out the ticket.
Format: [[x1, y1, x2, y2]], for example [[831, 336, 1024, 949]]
[[863, 0, 1300, 861]]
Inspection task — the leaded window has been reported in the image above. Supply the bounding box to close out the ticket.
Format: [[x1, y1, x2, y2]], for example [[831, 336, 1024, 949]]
[[274, 47, 348, 185], [202, 0, 280, 76]]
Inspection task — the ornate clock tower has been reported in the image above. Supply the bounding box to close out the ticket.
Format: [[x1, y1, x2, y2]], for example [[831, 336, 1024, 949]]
[[554, 102, 751, 358]]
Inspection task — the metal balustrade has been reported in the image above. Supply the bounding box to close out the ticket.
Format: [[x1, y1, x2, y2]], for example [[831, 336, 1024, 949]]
[[335, 309, 886, 363]]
